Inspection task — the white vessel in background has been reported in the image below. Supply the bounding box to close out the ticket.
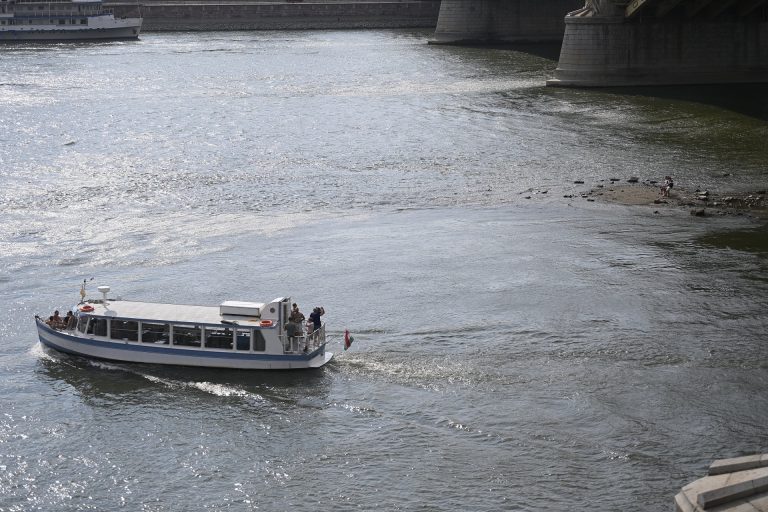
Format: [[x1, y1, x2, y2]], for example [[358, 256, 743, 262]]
[[0, 0, 142, 41], [36, 284, 333, 370]]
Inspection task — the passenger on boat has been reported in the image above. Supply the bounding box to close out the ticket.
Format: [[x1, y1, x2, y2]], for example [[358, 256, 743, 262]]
[[308, 306, 324, 333], [290, 303, 305, 337], [64, 311, 76, 330], [48, 310, 65, 330], [284, 319, 298, 351], [290, 303, 305, 324]]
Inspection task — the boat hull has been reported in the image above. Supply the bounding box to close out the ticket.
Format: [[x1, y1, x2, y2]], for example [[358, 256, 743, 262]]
[[0, 20, 142, 41], [36, 318, 333, 370]]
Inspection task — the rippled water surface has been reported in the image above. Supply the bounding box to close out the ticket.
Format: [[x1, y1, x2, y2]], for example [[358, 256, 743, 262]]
[[1, 30, 768, 511]]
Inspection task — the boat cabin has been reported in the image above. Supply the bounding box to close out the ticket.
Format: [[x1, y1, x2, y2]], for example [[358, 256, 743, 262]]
[[72, 296, 324, 355]]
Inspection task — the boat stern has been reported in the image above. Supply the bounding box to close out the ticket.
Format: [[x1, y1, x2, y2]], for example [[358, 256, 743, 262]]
[[309, 351, 333, 368]]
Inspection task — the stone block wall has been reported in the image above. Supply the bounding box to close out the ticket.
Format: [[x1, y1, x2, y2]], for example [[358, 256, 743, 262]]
[[431, 0, 582, 44], [549, 17, 768, 86], [107, 1, 441, 31]]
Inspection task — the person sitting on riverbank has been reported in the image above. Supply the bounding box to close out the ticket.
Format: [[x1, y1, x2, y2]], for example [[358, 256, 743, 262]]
[[661, 176, 674, 197]]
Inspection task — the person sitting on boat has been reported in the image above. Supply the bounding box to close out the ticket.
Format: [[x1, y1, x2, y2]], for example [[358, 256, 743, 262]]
[[49, 310, 65, 330], [64, 311, 76, 330]]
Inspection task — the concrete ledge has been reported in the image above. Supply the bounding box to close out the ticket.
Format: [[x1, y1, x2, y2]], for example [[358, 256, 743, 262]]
[[710, 455, 768, 476], [677, 456, 768, 511], [698, 471, 768, 509]]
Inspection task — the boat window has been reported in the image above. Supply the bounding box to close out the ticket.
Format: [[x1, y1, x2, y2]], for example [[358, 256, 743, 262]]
[[253, 330, 266, 352], [172, 325, 201, 347], [205, 327, 233, 350], [142, 322, 169, 344], [77, 315, 88, 333], [86, 317, 108, 337], [235, 329, 250, 351], [110, 320, 139, 341]]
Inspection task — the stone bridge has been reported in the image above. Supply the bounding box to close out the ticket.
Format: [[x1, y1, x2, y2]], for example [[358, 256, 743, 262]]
[[434, 0, 768, 86], [623, 0, 768, 19], [431, 0, 582, 44], [550, 0, 768, 86]]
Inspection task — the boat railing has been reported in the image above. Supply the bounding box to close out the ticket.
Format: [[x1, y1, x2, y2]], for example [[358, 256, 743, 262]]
[[281, 324, 325, 354]]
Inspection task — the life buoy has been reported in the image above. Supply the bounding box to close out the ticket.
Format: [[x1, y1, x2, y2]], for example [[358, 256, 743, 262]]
[[79, 304, 94, 312], [260, 320, 273, 327]]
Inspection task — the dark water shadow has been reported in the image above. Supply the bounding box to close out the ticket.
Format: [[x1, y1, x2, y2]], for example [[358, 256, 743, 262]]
[[696, 223, 768, 257], [430, 41, 562, 61], [601, 84, 768, 122], [497, 42, 563, 61]]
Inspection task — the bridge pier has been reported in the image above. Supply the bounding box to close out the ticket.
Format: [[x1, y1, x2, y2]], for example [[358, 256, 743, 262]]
[[548, 2, 768, 87], [431, 0, 582, 44]]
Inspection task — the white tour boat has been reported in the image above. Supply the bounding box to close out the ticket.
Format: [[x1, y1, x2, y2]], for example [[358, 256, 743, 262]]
[[0, 0, 142, 41], [35, 284, 333, 370]]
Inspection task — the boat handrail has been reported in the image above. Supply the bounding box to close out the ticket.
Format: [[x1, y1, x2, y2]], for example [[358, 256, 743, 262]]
[[280, 324, 326, 354]]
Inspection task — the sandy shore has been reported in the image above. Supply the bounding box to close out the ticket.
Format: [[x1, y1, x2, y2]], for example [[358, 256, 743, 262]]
[[579, 180, 767, 218]]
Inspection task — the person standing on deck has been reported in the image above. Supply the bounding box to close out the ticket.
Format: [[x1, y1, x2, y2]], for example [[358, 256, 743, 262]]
[[284, 319, 297, 352], [290, 304, 305, 334], [309, 306, 325, 334]]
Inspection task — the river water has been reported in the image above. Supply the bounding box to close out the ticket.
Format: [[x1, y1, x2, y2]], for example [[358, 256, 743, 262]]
[[1, 30, 767, 511]]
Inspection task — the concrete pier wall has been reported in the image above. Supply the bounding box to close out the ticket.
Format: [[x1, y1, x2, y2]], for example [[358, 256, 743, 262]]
[[431, 0, 582, 44], [549, 17, 768, 87], [108, 1, 441, 31]]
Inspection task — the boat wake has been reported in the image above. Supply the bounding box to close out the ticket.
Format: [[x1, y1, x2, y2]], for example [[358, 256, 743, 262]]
[[35, 344, 266, 402], [113, 367, 266, 402]]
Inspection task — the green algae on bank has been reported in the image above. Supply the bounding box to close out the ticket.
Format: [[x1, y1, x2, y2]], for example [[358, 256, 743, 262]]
[[697, 224, 768, 257]]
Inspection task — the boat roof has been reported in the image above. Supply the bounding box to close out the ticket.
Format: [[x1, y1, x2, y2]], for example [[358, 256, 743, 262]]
[[79, 300, 269, 328]]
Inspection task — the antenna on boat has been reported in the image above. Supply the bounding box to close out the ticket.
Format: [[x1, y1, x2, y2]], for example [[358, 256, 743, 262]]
[[80, 277, 93, 303], [97, 285, 110, 306]]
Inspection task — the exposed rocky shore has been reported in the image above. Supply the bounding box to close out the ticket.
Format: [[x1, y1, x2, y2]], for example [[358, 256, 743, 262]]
[[569, 177, 767, 218]]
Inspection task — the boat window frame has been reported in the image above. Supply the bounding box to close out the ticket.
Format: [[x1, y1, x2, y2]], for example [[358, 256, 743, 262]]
[[141, 321, 170, 345], [235, 328, 251, 351], [204, 326, 234, 350], [85, 316, 108, 337], [109, 318, 139, 342], [76, 314, 88, 333], [170, 324, 202, 348], [253, 329, 266, 352]]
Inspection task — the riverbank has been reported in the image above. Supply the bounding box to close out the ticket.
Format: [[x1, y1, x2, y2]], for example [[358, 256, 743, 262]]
[[578, 179, 767, 218], [107, 0, 441, 31]]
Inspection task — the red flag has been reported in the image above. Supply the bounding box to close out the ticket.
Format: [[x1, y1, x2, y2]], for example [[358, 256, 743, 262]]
[[344, 329, 354, 351]]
